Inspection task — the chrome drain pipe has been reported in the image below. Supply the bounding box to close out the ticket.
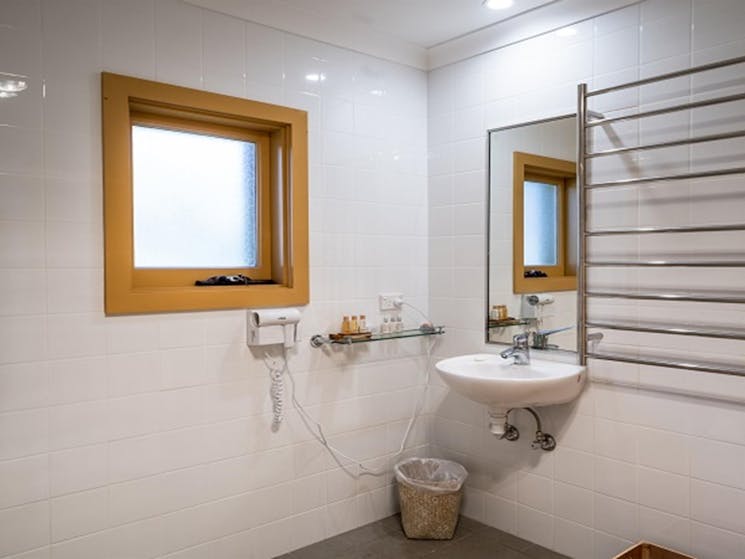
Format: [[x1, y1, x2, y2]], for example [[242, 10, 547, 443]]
[[500, 407, 556, 451]]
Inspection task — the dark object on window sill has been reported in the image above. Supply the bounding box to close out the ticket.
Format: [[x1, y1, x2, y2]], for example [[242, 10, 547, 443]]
[[524, 270, 548, 278], [195, 275, 275, 286]]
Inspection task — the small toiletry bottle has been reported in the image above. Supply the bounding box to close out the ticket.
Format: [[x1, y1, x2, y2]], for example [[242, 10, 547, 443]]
[[381, 316, 390, 334], [350, 315, 359, 333], [498, 305, 508, 320], [359, 315, 367, 332], [341, 316, 351, 334], [396, 314, 404, 332], [489, 305, 499, 320]]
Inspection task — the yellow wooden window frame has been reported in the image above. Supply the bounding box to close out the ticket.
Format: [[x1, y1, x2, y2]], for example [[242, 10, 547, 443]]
[[513, 151, 577, 294], [102, 72, 309, 315]]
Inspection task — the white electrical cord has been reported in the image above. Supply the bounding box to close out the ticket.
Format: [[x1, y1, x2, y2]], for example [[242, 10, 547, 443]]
[[401, 300, 433, 326], [268, 363, 284, 431], [262, 302, 438, 478]]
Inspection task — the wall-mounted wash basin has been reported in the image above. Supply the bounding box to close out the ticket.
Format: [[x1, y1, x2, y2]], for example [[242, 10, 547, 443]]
[[434, 353, 585, 436]]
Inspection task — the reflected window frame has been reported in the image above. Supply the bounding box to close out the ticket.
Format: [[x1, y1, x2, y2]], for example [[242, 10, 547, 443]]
[[523, 176, 560, 267], [512, 151, 577, 293]]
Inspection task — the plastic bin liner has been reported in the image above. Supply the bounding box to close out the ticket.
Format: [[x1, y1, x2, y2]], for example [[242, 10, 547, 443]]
[[394, 458, 468, 494]]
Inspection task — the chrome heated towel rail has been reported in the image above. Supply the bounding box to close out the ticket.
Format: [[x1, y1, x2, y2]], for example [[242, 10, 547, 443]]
[[578, 54, 745, 377]]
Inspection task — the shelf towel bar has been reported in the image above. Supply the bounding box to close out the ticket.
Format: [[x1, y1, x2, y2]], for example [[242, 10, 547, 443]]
[[586, 166, 745, 189], [586, 53, 745, 97], [586, 91, 745, 128], [586, 223, 745, 236], [587, 352, 745, 377], [586, 321, 745, 341], [585, 260, 745, 267], [585, 290, 745, 304], [585, 129, 745, 158]]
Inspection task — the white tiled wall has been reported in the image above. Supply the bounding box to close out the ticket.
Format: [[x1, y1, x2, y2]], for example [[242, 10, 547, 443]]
[[429, 1, 745, 559], [0, 1, 429, 557], [4, 0, 745, 558]]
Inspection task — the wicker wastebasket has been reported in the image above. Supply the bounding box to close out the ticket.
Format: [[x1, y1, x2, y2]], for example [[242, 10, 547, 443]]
[[613, 542, 695, 559], [394, 458, 468, 540]]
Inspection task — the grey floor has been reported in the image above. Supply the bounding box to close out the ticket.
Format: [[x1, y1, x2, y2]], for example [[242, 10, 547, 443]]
[[277, 515, 569, 559]]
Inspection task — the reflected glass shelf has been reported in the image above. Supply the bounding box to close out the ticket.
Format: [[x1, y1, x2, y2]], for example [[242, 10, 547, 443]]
[[311, 326, 445, 347], [488, 318, 532, 329]]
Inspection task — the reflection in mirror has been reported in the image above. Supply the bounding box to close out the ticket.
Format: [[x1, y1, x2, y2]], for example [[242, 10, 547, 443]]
[[512, 152, 577, 294], [487, 115, 578, 352], [525, 179, 558, 266]]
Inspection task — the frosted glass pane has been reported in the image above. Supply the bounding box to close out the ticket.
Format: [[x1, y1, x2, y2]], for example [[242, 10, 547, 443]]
[[524, 180, 558, 266], [132, 125, 257, 268]]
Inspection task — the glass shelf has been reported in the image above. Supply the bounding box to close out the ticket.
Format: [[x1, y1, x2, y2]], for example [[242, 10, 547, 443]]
[[488, 318, 532, 329], [310, 326, 445, 347]]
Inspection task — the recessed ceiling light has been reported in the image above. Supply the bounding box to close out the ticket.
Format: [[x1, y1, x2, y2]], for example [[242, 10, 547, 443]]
[[305, 73, 326, 82], [556, 27, 578, 37], [0, 74, 28, 94], [483, 0, 514, 10], [0, 91, 17, 99]]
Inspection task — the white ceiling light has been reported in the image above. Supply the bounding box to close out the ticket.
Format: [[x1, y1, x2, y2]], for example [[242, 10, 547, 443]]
[[0, 74, 28, 94], [556, 26, 578, 37], [483, 0, 514, 10], [305, 73, 326, 82]]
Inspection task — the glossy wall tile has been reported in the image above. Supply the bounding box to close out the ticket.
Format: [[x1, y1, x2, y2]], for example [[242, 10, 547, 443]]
[[0, 0, 428, 557], [428, 1, 745, 558]]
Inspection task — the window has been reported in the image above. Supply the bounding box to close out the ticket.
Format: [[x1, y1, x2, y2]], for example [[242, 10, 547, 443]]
[[131, 124, 264, 270], [102, 72, 308, 314], [523, 178, 559, 266], [513, 151, 576, 293]]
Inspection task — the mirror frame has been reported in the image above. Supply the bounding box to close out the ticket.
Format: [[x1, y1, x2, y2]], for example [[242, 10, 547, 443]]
[[484, 112, 579, 354]]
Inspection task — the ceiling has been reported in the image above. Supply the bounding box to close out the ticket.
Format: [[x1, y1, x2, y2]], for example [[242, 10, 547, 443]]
[[187, 0, 639, 69], [200, 0, 559, 49]]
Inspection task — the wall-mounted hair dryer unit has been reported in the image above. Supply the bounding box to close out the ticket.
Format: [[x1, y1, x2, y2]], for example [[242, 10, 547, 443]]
[[521, 293, 555, 320], [247, 307, 301, 348], [526, 294, 554, 306]]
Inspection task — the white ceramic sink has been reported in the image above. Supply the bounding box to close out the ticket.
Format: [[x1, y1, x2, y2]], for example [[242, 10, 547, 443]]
[[435, 353, 585, 408], [435, 353, 585, 434]]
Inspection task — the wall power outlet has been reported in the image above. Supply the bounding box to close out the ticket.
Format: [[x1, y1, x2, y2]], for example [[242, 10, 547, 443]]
[[378, 292, 403, 311]]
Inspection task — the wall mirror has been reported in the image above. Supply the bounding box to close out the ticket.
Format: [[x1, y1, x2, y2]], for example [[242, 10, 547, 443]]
[[487, 115, 578, 352]]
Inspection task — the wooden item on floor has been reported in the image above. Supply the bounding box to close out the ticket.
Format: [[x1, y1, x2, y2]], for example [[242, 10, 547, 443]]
[[613, 542, 695, 559]]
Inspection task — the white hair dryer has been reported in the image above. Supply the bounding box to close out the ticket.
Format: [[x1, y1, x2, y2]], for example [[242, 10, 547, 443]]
[[246, 308, 301, 348]]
